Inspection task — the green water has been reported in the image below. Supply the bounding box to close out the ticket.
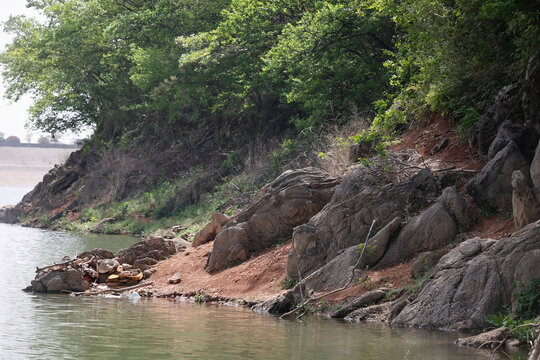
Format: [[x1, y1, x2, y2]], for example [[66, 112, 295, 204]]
[[0, 187, 529, 359]]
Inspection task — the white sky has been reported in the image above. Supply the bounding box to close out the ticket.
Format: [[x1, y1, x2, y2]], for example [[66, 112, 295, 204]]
[[0, 1, 85, 143]]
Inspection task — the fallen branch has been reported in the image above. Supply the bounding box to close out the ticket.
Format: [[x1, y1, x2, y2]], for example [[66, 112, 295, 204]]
[[36, 255, 96, 273], [67, 281, 153, 297], [280, 218, 378, 320], [475, 322, 540, 359]]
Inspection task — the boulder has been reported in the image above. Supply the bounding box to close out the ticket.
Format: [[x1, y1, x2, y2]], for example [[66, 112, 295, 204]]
[[192, 213, 232, 247], [96, 258, 120, 274], [205, 168, 338, 273], [531, 335, 540, 360], [287, 169, 438, 279], [170, 238, 191, 252], [470, 84, 523, 155], [466, 141, 531, 211], [376, 203, 456, 268], [116, 236, 178, 266], [488, 120, 538, 162], [294, 217, 401, 292], [251, 285, 305, 314], [77, 248, 114, 260], [392, 221, 540, 331], [439, 186, 477, 231], [330, 289, 388, 318], [168, 272, 182, 284], [512, 170, 540, 229], [410, 249, 450, 279], [531, 140, 540, 192], [455, 327, 510, 348], [31, 268, 90, 293]]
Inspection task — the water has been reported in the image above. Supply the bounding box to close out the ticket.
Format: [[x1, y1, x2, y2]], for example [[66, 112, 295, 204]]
[[0, 187, 529, 359]]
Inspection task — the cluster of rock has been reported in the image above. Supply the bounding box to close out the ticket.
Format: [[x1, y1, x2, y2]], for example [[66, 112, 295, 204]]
[[28, 236, 188, 293], [190, 53, 540, 357]]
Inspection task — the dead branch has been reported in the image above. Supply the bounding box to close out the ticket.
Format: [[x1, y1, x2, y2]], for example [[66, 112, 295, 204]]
[[36, 256, 95, 273], [66, 281, 153, 297], [280, 218, 378, 320]]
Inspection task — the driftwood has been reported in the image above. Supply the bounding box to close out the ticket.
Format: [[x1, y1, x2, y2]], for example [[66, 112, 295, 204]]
[[36, 256, 95, 273], [65, 281, 153, 297]]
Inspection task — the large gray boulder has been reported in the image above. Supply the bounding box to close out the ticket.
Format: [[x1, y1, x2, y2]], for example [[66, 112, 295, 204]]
[[205, 168, 338, 273], [392, 221, 540, 331], [466, 141, 531, 211], [530, 140, 540, 192], [531, 335, 540, 360], [296, 217, 401, 292], [287, 169, 438, 279], [31, 268, 90, 293], [376, 203, 456, 268], [116, 236, 178, 267], [439, 186, 477, 231], [512, 170, 540, 229], [192, 213, 232, 247], [488, 120, 538, 162]]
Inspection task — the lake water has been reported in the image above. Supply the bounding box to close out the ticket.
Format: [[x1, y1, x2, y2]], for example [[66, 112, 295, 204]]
[[0, 187, 529, 359]]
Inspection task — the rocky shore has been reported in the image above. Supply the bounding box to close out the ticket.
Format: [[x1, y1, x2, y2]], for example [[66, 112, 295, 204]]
[[6, 57, 540, 359]]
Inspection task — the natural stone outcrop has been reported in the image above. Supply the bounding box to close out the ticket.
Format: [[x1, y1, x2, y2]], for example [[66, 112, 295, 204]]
[[512, 170, 540, 229], [330, 289, 388, 318], [531, 140, 540, 192], [192, 213, 232, 247], [296, 217, 401, 292], [439, 186, 477, 231], [466, 141, 531, 211], [392, 221, 540, 331], [31, 268, 90, 293], [410, 249, 449, 279], [488, 120, 538, 162], [251, 286, 304, 314], [116, 236, 178, 268], [377, 203, 456, 268], [455, 327, 510, 348], [205, 168, 338, 273], [470, 84, 523, 155], [531, 335, 540, 360], [287, 168, 438, 279]]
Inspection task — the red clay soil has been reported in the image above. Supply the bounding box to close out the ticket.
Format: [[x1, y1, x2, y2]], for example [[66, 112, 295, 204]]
[[392, 114, 485, 172], [150, 242, 292, 302], [149, 239, 415, 304]]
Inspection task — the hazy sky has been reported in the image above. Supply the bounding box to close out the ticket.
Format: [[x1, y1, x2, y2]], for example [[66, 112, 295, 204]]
[[0, 1, 83, 143], [0, 1, 38, 142]]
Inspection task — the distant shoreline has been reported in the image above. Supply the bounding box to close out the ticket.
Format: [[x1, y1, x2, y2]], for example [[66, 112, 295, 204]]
[[0, 143, 80, 149]]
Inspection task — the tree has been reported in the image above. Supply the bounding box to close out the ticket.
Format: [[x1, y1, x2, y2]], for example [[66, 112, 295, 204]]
[[5, 136, 21, 145]]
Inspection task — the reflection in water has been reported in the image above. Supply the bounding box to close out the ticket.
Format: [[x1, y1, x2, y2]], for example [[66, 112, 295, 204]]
[[0, 187, 529, 359]]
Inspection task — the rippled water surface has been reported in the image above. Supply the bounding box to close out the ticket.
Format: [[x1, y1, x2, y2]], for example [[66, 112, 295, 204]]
[[0, 187, 529, 359]]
